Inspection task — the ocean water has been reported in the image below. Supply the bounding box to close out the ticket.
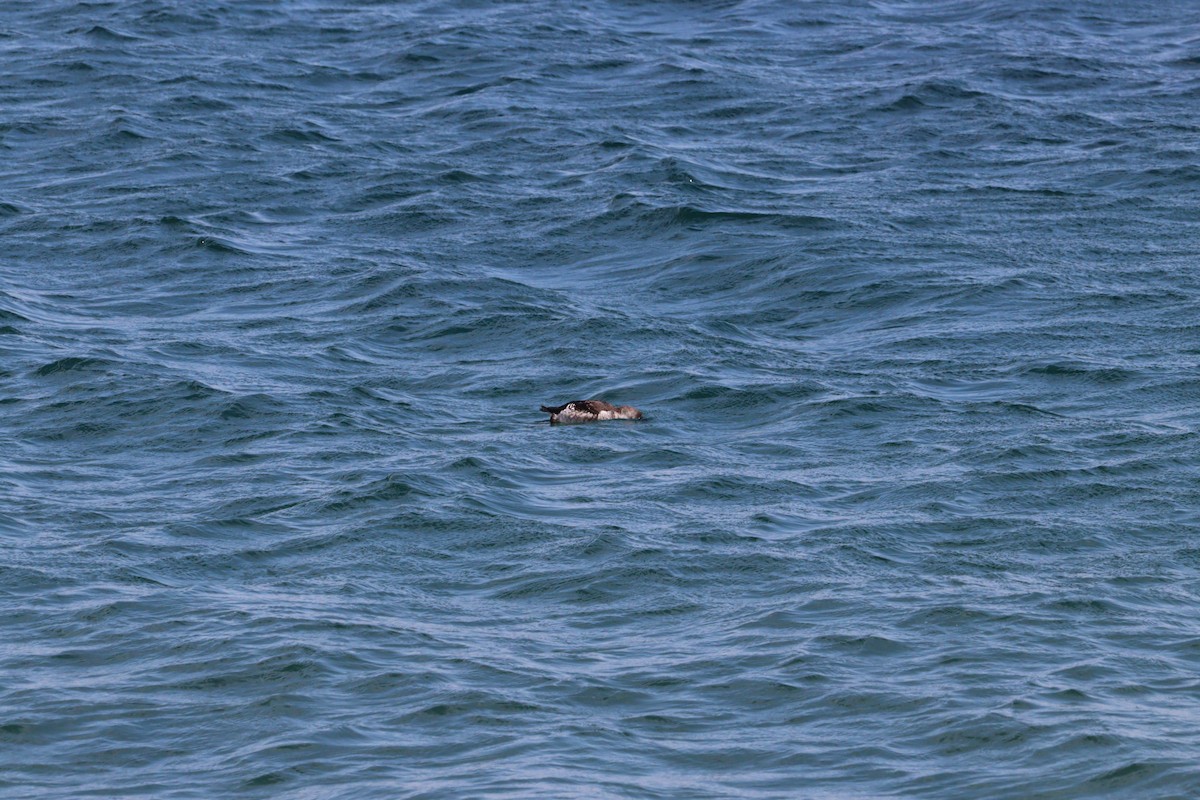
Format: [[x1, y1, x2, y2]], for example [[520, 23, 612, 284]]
[[3, 0, 1200, 797]]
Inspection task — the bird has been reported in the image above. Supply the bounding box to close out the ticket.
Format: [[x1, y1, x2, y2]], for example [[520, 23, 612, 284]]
[[540, 399, 643, 424]]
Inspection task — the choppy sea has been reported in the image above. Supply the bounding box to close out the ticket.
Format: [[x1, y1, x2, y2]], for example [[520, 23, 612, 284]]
[[3, 1, 1200, 797]]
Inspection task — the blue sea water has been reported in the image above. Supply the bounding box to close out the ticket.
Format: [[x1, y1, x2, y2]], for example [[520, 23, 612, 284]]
[[3, 0, 1200, 796]]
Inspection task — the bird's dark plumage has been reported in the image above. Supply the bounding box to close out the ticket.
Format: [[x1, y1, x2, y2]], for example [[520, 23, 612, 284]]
[[541, 399, 643, 423]]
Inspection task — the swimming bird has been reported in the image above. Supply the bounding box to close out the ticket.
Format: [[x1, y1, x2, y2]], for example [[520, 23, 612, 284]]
[[540, 399, 643, 424]]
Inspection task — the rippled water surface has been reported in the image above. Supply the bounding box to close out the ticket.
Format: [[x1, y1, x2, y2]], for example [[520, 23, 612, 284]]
[[4, 1, 1200, 797]]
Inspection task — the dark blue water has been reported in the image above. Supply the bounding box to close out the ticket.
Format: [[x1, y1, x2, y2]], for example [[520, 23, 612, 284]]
[[4, 1, 1200, 797]]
